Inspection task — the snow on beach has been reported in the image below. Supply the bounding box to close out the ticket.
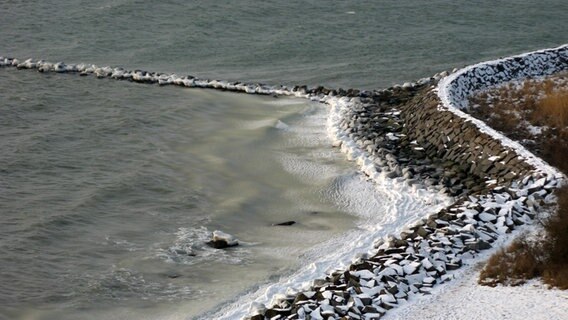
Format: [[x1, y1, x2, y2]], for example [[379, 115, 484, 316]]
[[384, 209, 567, 320], [386, 268, 568, 320]]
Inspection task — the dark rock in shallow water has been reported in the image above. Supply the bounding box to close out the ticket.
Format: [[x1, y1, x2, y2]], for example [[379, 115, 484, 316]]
[[206, 230, 239, 249], [172, 247, 196, 256], [207, 240, 236, 249], [166, 272, 181, 279], [207, 239, 238, 249], [273, 221, 296, 226]]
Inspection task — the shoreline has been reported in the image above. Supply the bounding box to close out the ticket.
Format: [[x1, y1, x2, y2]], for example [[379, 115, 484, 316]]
[[2, 44, 567, 319]]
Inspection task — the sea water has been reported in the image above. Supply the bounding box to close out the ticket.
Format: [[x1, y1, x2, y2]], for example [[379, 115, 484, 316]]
[[0, 1, 566, 319], [0, 68, 373, 319]]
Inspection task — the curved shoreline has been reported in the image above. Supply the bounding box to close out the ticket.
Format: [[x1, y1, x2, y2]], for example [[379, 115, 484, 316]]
[[1, 44, 567, 319]]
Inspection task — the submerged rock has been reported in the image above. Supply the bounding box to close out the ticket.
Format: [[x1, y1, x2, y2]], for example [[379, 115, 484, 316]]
[[166, 272, 182, 279], [206, 230, 239, 249], [273, 220, 296, 226], [171, 247, 196, 256]]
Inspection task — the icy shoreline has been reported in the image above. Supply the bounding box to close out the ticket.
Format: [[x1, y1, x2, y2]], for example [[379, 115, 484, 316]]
[[239, 44, 567, 319], [2, 44, 567, 319]]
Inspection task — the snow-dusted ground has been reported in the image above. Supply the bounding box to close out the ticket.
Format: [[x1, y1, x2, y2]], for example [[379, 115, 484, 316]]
[[383, 222, 567, 320], [386, 267, 568, 320]]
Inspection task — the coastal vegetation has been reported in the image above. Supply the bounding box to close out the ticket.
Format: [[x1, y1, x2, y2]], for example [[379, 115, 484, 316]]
[[471, 76, 568, 289], [478, 186, 568, 289]]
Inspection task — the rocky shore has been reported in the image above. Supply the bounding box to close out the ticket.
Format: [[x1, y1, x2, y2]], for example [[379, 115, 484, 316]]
[[1, 44, 566, 319]]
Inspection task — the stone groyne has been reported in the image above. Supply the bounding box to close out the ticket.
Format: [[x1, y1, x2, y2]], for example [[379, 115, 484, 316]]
[[1, 44, 566, 319]]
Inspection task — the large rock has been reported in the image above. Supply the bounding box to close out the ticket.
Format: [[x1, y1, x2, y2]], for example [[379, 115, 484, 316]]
[[206, 230, 239, 249]]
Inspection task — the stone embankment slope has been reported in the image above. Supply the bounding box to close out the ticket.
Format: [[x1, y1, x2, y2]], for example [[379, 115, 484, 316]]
[[248, 44, 567, 320], [1, 44, 566, 319]]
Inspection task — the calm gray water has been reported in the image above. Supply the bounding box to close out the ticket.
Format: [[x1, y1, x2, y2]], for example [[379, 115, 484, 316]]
[[1, 1, 567, 319], [0, 67, 367, 320]]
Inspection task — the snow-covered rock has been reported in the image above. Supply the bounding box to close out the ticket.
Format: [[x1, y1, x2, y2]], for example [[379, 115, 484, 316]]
[[207, 230, 239, 249]]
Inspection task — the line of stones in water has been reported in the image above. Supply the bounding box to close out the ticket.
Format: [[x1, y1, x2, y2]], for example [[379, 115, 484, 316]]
[[0, 56, 561, 320]]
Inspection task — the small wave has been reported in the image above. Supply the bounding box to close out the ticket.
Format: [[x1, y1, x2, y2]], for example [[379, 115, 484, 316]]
[[240, 119, 290, 131], [103, 236, 143, 252], [278, 152, 342, 182], [83, 267, 199, 302], [264, 98, 307, 106], [274, 120, 289, 130]]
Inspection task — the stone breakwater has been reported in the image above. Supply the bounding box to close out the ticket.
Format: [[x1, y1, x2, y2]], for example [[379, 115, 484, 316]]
[[1, 44, 566, 320], [437, 44, 568, 180]]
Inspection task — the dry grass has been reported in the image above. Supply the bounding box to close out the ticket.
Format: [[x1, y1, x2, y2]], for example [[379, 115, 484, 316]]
[[471, 72, 568, 290], [478, 236, 542, 287], [470, 77, 568, 173], [479, 187, 568, 289], [542, 266, 568, 290], [533, 89, 568, 128], [542, 130, 568, 175], [541, 186, 568, 289]]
